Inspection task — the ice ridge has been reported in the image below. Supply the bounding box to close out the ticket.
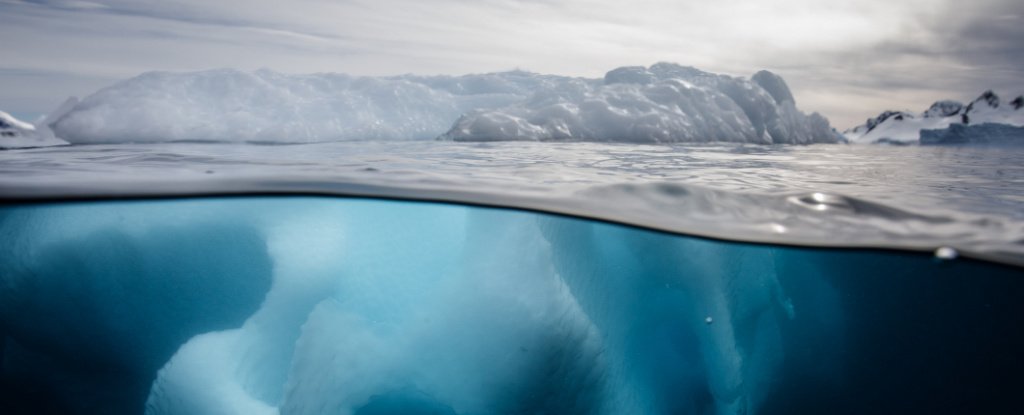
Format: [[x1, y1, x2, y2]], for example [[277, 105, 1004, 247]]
[[47, 64, 841, 145]]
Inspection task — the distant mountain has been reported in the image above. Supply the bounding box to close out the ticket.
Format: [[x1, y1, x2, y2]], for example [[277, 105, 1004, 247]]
[[844, 90, 1024, 144], [0, 99, 75, 149], [0, 110, 41, 149], [0, 110, 36, 136]]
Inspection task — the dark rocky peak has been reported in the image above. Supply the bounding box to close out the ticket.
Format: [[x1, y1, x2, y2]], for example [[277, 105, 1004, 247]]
[[1012, 96, 1023, 110], [965, 90, 1000, 114], [865, 110, 914, 132], [923, 100, 963, 118]]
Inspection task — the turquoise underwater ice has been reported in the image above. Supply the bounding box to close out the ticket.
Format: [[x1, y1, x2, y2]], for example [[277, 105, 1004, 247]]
[[1, 197, 1021, 415]]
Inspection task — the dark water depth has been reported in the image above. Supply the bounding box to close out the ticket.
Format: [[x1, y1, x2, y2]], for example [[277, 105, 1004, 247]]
[[0, 197, 1021, 415]]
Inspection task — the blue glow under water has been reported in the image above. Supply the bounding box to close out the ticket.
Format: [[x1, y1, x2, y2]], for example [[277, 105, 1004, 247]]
[[1, 197, 1021, 415]]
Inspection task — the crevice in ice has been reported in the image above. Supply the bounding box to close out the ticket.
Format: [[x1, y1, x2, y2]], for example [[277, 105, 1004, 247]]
[[0, 204, 274, 414]]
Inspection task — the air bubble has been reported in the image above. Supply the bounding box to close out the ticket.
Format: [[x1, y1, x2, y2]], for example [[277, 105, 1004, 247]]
[[934, 246, 958, 260]]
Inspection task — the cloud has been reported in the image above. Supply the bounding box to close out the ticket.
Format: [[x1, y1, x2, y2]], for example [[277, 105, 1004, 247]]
[[0, 67, 116, 120], [780, 0, 1024, 126], [1, 0, 1021, 128]]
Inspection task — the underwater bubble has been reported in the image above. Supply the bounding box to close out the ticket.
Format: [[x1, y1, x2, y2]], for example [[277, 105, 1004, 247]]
[[935, 246, 959, 260]]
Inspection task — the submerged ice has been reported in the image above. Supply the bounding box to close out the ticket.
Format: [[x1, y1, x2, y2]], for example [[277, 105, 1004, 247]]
[[0, 198, 795, 414], [47, 63, 841, 144], [2, 197, 1021, 415]]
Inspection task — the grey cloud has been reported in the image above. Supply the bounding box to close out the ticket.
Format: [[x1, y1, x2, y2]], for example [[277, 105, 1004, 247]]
[[1, 0, 1022, 130], [12, 0, 349, 42], [950, 16, 1024, 73], [0, 67, 116, 120], [748, 1, 1024, 127]]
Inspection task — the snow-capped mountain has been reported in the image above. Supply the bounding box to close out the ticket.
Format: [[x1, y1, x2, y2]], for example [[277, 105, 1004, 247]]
[[844, 90, 1024, 144], [0, 100, 75, 149]]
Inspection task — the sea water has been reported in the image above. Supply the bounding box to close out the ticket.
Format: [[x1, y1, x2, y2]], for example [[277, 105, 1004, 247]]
[[1, 142, 1023, 414], [1, 197, 1022, 415]]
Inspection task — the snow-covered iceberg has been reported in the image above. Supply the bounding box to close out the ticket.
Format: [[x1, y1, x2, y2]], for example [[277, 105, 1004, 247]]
[[50, 70, 559, 144], [441, 64, 840, 144], [48, 64, 841, 145], [844, 91, 1024, 144]]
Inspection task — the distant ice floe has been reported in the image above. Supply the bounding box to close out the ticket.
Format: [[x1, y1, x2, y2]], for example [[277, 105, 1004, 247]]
[[47, 63, 842, 145], [844, 91, 1024, 145], [920, 123, 1024, 145], [0, 104, 71, 149]]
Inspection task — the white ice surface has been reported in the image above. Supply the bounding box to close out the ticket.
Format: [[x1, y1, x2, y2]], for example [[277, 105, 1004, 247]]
[[48, 64, 840, 145], [441, 63, 839, 144], [49, 69, 578, 144]]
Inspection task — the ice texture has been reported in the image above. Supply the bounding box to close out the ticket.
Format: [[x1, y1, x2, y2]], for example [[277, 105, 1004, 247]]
[[920, 122, 1024, 145], [48, 64, 840, 144], [844, 90, 1024, 144], [440, 63, 841, 144], [49, 69, 560, 144], [2, 198, 1022, 415]]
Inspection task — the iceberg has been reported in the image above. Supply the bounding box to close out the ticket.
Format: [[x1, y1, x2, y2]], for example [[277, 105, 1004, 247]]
[[1, 197, 1021, 414], [920, 122, 1024, 145], [49, 70, 555, 144], [844, 90, 1024, 144], [440, 63, 840, 144], [47, 64, 840, 145]]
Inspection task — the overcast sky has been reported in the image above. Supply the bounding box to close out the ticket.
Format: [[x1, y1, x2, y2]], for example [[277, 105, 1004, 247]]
[[1, 0, 1022, 128]]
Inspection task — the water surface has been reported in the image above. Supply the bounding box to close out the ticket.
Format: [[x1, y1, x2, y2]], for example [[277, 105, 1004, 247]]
[[1, 142, 1022, 264]]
